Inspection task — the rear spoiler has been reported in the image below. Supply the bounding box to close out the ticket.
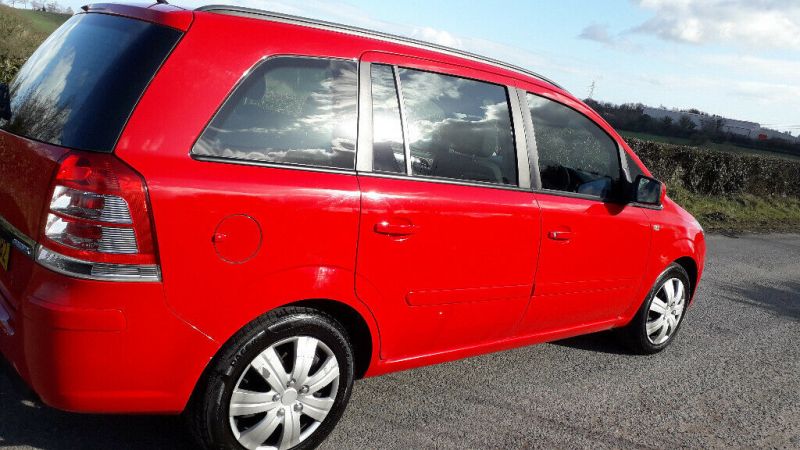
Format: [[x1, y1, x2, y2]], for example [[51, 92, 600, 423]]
[[81, 2, 193, 31]]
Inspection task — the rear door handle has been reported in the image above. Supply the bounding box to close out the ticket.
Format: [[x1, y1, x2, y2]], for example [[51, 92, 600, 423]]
[[548, 230, 573, 241], [374, 220, 416, 236]]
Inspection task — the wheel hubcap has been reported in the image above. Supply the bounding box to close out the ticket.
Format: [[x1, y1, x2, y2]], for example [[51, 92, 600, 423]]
[[646, 278, 686, 345], [229, 336, 340, 450]]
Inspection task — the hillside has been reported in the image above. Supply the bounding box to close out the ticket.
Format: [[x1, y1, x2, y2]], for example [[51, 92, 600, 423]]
[[13, 7, 69, 34], [0, 4, 69, 82]]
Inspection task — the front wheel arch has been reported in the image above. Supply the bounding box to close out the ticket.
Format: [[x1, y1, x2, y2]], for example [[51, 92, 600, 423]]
[[674, 256, 699, 305]]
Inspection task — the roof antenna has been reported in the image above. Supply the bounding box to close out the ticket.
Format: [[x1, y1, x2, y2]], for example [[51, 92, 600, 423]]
[[155, 0, 169, 3]]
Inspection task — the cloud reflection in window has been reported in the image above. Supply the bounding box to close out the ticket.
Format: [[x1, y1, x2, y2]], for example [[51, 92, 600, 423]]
[[194, 58, 358, 170]]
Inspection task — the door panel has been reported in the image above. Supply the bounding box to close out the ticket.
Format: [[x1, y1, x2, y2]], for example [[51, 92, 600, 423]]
[[519, 193, 651, 333], [356, 177, 540, 360]]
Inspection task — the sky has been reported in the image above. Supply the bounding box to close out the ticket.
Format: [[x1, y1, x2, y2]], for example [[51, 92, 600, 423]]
[[52, 0, 800, 135]]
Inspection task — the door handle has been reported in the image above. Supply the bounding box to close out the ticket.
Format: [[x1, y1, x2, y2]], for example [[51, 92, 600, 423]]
[[374, 220, 416, 236], [548, 230, 573, 241]]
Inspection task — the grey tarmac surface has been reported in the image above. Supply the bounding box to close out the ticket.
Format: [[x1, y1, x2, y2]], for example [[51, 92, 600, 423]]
[[1, 233, 798, 449]]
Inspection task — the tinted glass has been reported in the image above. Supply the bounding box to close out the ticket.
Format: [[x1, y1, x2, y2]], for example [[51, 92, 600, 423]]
[[398, 68, 517, 186], [0, 14, 181, 152], [528, 94, 621, 199], [371, 64, 405, 174], [625, 151, 646, 182], [193, 58, 358, 170]]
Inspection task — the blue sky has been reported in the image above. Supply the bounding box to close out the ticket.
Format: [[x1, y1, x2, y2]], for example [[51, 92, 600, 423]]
[[51, 0, 800, 135]]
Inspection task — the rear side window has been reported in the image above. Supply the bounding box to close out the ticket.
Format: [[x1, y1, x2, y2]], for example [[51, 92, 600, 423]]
[[193, 57, 358, 170], [528, 94, 621, 199], [397, 68, 517, 186], [0, 14, 181, 153], [371, 64, 406, 174]]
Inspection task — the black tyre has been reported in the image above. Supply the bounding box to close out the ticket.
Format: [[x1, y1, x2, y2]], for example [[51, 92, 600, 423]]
[[619, 263, 691, 354], [187, 307, 355, 450]]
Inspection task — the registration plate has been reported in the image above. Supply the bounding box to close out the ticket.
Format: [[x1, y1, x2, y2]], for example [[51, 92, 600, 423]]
[[0, 236, 10, 271]]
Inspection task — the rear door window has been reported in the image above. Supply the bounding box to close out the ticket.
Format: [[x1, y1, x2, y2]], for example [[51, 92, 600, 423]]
[[0, 14, 182, 153], [193, 57, 358, 170], [527, 94, 622, 199], [397, 68, 518, 186]]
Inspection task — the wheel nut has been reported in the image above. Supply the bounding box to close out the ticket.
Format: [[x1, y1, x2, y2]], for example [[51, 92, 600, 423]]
[[288, 378, 296, 387], [294, 403, 303, 412], [272, 394, 281, 402], [299, 386, 309, 394], [276, 408, 285, 417]]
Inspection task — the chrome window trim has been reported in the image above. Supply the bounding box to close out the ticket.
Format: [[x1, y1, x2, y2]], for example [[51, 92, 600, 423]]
[[393, 65, 413, 175], [355, 60, 373, 172], [196, 5, 565, 91], [192, 154, 357, 176], [356, 170, 532, 193], [508, 87, 531, 190]]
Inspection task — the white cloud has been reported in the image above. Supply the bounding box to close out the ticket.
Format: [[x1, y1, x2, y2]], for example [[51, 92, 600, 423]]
[[579, 23, 614, 45], [409, 27, 463, 48], [578, 23, 640, 51], [633, 0, 800, 50]]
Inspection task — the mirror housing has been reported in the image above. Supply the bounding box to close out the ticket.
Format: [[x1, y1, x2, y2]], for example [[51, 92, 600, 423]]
[[0, 83, 10, 121], [633, 175, 664, 207]]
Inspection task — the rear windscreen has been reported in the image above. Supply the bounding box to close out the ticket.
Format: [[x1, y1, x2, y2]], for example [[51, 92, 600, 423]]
[[0, 13, 182, 152]]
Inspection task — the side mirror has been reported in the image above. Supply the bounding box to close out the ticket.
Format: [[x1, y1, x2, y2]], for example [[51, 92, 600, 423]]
[[633, 175, 664, 207], [0, 83, 10, 121]]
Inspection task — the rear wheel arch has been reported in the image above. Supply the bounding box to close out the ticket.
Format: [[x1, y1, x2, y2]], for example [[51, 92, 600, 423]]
[[185, 297, 377, 414], [288, 299, 375, 379]]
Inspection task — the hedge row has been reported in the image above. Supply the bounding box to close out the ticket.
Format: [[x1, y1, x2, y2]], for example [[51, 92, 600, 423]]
[[628, 138, 800, 197]]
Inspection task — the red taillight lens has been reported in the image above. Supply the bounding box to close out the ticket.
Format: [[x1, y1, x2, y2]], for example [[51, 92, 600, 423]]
[[36, 152, 160, 281]]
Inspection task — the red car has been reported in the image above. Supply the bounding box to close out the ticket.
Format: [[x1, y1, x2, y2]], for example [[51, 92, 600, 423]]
[[0, 3, 705, 449]]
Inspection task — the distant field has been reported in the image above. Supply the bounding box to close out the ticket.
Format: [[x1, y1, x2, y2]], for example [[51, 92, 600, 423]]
[[13, 8, 69, 34], [619, 130, 800, 162]]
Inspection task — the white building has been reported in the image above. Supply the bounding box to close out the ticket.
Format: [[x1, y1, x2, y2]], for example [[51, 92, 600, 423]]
[[642, 106, 797, 142]]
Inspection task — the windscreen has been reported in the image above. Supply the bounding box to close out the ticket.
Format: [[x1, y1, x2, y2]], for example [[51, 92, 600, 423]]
[[0, 13, 182, 152]]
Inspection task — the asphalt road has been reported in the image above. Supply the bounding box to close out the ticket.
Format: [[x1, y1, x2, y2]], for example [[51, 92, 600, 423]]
[[1, 234, 798, 449]]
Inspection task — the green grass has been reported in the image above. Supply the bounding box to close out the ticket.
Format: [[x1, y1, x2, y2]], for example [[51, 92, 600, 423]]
[[669, 186, 800, 234], [13, 8, 69, 34], [619, 130, 800, 162]]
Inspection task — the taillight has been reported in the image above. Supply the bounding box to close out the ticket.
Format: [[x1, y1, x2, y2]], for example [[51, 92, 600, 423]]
[[35, 152, 160, 282]]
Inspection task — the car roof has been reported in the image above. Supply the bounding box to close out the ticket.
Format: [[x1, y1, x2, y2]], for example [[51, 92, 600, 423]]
[[195, 4, 566, 92]]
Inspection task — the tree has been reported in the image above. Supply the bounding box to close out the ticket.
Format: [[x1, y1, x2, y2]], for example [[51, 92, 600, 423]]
[[660, 116, 674, 134], [678, 115, 697, 137]]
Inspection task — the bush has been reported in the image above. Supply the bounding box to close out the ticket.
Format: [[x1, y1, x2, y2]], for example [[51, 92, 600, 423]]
[[629, 138, 800, 198]]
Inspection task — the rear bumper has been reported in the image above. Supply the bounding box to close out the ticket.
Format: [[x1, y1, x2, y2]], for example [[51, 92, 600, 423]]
[[0, 264, 217, 413]]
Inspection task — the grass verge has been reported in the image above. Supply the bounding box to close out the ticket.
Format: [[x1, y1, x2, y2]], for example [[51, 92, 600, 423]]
[[669, 187, 800, 234]]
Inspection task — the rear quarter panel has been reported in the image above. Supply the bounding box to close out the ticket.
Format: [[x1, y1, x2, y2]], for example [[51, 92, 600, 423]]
[[114, 12, 379, 347]]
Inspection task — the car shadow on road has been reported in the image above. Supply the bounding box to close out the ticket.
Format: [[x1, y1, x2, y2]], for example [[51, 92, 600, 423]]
[[722, 280, 800, 322], [0, 358, 193, 450], [550, 330, 632, 355]]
